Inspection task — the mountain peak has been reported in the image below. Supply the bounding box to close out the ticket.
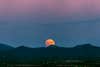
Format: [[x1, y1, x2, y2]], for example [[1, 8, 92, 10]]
[[0, 43, 13, 50], [74, 43, 97, 48], [46, 45, 59, 48], [16, 46, 30, 49]]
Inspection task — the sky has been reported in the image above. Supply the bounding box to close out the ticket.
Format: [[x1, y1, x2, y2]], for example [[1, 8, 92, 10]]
[[0, 0, 100, 47]]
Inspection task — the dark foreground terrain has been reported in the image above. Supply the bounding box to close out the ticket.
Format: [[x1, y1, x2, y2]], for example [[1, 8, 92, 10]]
[[0, 61, 100, 67], [0, 57, 100, 67], [0, 43, 100, 67]]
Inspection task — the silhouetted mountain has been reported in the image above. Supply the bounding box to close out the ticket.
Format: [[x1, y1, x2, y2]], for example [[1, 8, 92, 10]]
[[47, 45, 59, 48], [10, 46, 33, 55], [2, 43, 100, 63], [0, 43, 14, 57], [74, 44, 98, 48], [0, 43, 13, 51], [15, 46, 31, 49], [7, 44, 100, 58], [16, 46, 29, 48], [6, 44, 100, 57]]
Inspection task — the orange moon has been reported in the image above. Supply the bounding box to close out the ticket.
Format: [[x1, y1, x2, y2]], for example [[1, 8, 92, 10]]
[[45, 39, 55, 47]]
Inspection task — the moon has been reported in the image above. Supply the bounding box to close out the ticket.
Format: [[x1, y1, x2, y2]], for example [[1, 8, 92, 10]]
[[45, 39, 55, 47]]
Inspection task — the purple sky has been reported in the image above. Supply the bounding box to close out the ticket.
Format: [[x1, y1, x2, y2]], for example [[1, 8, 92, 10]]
[[0, 0, 100, 21], [0, 0, 100, 47]]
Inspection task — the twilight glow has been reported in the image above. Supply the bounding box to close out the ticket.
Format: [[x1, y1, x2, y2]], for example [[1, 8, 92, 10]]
[[0, 0, 100, 47]]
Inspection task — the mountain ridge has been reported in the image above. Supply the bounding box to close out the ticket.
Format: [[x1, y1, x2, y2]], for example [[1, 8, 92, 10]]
[[0, 43, 100, 63], [0, 43, 14, 51]]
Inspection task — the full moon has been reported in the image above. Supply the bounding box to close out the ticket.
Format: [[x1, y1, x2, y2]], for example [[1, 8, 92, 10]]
[[45, 39, 55, 47]]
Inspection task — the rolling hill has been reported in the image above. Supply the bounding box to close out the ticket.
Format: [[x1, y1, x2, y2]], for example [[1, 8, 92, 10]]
[[0, 43, 100, 63]]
